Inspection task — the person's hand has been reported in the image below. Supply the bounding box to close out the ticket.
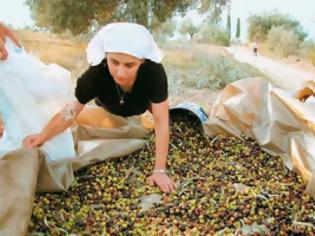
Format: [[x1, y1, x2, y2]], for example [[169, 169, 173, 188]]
[[147, 172, 176, 193], [0, 122, 3, 137], [23, 133, 45, 149], [0, 22, 21, 60]]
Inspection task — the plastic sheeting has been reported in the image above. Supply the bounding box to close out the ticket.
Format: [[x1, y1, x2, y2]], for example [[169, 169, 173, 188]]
[[0, 38, 75, 162], [204, 77, 315, 198]]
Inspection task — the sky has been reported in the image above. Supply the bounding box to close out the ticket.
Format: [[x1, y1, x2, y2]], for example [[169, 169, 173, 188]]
[[0, 0, 314, 41], [0, 0, 34, 28]]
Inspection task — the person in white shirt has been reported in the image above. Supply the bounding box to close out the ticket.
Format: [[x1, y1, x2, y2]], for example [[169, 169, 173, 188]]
[[253, 40, 259, 56]]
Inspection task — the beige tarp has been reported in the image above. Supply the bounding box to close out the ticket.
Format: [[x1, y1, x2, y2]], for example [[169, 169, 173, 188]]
[[0, 109, 150, 236], [2, 77, 315, 235], [204, 77, 315, 197]]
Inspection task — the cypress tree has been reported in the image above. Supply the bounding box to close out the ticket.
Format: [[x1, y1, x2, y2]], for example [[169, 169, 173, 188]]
[[227, 12, 231, 40], [236, 17, 240, 38]]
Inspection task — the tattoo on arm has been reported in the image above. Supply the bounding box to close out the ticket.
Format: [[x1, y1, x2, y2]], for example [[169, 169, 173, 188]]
[[61, 97, 82, 121]]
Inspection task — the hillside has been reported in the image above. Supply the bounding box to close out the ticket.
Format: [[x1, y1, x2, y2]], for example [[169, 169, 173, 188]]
[[15, 30, 265, 114]]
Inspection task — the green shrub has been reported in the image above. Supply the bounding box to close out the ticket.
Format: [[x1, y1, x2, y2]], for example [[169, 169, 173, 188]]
[[299, 40, 315, 65], [247, 11, 307, 42], [195, 24, 230, 46], [165, 52, 266, 93], [266, 26, 300, 57], [310, 51, 315, 66], [187, 54, 265, 89]]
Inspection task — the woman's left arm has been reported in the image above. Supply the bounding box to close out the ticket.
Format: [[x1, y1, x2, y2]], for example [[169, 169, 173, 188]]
[[147, 99, 176, 193]]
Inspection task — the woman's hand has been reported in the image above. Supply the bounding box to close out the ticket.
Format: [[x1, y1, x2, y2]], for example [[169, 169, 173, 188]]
[[0, 22, 21, 60], [23, 133, 46, 149], [0, 123, 3, 136], [147, 173, 176, 193]]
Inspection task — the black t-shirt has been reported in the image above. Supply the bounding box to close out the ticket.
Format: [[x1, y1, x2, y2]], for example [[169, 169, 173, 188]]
[[75, 60, 168, 117]]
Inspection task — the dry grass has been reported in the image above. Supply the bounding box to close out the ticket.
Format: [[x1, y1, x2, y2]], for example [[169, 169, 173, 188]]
[[163, 42, 227, 66], [163, 50, 193, 68], [16, 30, 88, 79], [280, 56, 315, 74], [14, 31, 263, 112]]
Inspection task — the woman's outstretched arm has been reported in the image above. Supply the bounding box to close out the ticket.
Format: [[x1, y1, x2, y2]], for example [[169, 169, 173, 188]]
[[147, 99, 176, 193], [23, 100, 85, 148]]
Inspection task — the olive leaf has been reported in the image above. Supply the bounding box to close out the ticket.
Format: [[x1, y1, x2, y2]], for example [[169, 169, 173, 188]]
[[240, 222, 270, 235], [232, 183, 249, 193], [139, 193, 162, 212]]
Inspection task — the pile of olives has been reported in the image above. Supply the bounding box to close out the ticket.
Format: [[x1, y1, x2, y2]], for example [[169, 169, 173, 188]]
[[29, 112, 315, 235]]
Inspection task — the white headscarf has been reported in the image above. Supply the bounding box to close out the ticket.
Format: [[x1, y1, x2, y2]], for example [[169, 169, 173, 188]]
[[86, 22, 164, 66]]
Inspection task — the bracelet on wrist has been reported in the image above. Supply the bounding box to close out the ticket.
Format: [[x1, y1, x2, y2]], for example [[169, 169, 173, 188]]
[[152, 168, 167, 174]]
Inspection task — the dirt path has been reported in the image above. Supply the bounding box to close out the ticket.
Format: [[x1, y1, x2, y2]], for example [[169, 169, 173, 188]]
[[226, 46, 315, 92]]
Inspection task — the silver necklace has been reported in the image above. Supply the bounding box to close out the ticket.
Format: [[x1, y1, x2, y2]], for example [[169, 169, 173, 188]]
[[114, 83, 126, 105]]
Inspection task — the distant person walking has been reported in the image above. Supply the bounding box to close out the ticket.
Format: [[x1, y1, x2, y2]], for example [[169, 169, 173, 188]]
[[253, 40, 259, 57]]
